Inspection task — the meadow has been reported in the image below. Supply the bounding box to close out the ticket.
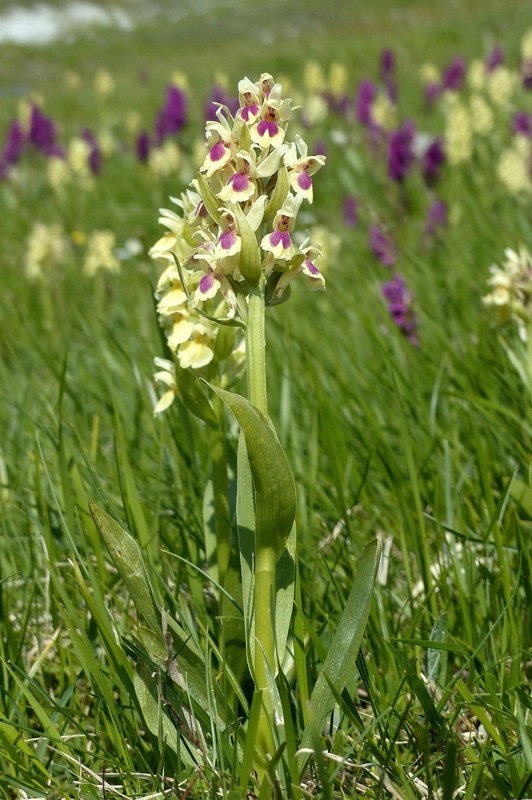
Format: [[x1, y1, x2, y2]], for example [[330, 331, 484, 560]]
[[1, 0, 532, 797]]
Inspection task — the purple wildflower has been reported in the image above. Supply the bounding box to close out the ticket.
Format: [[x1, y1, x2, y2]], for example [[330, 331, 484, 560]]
[[369, 224, 397, 267], [380, 48, 395, 84], [356, 79, 376, 126], [81, 128, 101, 174], [204, 84, 239, 122], [380, 48, 397, 102], [29, 105, 64, 157], [424, 82, 441, 107], [388, 119, 416, 182], [513, 112, 532, 137], [381, 274, 419, 345], [0, 120, 26, 178], [136, 131, 151, 163], [343, 196, 358, 227], [155, 85, 187, 143], [425, 198, 448, 236], [442, 57, 466, 91], [523, 59, 532, 90], [422, 138, 446, 185], [486, 45, 505, 72]]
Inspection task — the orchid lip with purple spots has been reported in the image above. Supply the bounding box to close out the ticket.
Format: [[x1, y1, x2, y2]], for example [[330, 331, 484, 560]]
[[304, 259, 320, 276], [219, 230, 237, 250], [297, 172, 312, 191], [257, 119, 279, 137], [241, 105, 259, 121], [199, 273, 216, 293], [228, 172, 250, 192], [270, 230, 291, 249], [209, 141, 227, 162]]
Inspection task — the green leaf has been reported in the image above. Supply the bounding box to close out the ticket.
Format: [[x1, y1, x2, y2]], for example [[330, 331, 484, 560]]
[[171, 356, 218, 428], [235, 431, 296, 675], [299, 539, 381, 772], [275, 521, 296, 664], [264, 166, 289, 222], [233, 203, 261, 286], [164, 614, 229, 730], [196, 171, 222, 224], [206, 385, 296, 561], [236, 432, 256, 670], [88, 503, 163, 640], [511, 478, 532, 518], [427, 613, 448, 685], [133, 659, 196, 766]]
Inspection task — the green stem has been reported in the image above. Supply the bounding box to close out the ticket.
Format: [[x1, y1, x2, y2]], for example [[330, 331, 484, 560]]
[[254, 545, 276, 754], [246, 283, 268, 417], [245, 279, 275, 756]]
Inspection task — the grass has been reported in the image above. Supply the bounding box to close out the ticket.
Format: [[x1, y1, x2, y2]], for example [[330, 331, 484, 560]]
[[1, 0, 532, 797]]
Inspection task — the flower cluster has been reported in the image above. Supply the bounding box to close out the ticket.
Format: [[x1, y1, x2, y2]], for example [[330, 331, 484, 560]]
[[483, 246, 532, 340], [150, 73, 327, 407], [381, 274, 419, 346]]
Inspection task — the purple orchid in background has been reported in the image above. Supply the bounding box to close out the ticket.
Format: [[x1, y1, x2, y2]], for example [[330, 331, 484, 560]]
[[424, 82, 441, 107], [369, 224, 397, 266], [523, 59, 532, 90], [324, 91, 351, 117], [380, 48, 397, 102], [81, 128, 102, 174], [422, 138, 446, 185], [29, 105, 64, 157], [0, 120, 26, 179], [204, 84, 239, 122], [381, 273, 419, 345], [425, 198, 448, 236], [388, 119, 416, 182], [486, 45, 505, 72], [442, 57, 466, 91], [155, 85, 187, 143], [513, 112, 532, 137], [356, 79, 377, 126], [343, 196, 359, 227], [136, 131, 151, 163]]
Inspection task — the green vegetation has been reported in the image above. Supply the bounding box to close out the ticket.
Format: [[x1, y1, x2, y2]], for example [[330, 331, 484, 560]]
[[1, 1, 532, 797]]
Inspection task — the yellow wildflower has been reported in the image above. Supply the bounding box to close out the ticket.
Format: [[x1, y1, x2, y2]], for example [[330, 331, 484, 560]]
[[47, 157, 70, 191], [328, 62, 348, 97], [83, 230, 120, 276], [304, 60, 326, 93], [419, 63, 440, 85], [68, 137, 92, 178], [522, 28, 532, 60], [445, 102, 472, 165], [497, 142, 532, 194], [94, 68, 115, 98], [371, 93, 397, 131], [469, 94, 494, 136], [171, 71, 189, 91], [25, 222, 69, 279], [148, 140, 181, 178], [467, 59, 486, 91], [486, 66, 517, 107]]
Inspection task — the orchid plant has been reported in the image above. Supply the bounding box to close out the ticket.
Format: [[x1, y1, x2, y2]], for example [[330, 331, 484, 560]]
[[89, 72, 380, 790]]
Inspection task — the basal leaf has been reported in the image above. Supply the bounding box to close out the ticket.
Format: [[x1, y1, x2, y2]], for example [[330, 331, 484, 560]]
[[89, 503, 163, 640]]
